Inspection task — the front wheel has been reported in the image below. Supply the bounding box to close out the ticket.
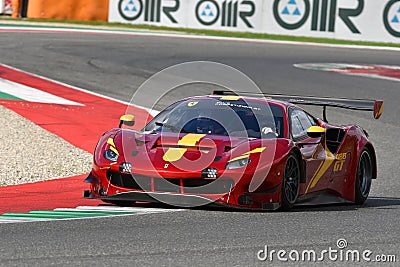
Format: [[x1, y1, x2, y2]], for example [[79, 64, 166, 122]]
[[280, 153, 301, 211], [355, 148, 373, 204]]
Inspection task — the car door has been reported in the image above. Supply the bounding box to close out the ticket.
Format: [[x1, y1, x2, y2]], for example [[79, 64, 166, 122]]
[[288, 108, 331, 194]]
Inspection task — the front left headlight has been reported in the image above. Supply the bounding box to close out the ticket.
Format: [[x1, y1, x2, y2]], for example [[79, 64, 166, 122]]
[[226, 157, 251, 170], [104, 149, 119, 162]]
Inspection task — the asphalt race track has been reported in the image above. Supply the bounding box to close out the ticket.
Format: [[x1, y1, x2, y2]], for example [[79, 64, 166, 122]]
[[0, 30, 399, 266]]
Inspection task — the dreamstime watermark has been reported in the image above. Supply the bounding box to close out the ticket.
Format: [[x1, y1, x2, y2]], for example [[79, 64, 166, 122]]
[[257, 238, 397, 263]]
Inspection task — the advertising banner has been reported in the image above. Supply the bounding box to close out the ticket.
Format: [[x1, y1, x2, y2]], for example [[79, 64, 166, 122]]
[[264, 0, 400, 43], [109, 0, 400, 43], [109, 0, 185, 28]]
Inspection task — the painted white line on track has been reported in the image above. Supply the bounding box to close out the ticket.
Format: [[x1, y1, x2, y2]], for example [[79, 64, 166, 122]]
[[0, 77, 83, 106], [344, 73, 400, 83], [0, 206, 185, 224], [56, 206, 185, 213], [0, 219, 34, 223]]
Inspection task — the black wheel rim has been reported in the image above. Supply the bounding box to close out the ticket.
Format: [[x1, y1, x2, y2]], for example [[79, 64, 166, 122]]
[[358, 151, 372, 198], [284, 156, 300, 204]]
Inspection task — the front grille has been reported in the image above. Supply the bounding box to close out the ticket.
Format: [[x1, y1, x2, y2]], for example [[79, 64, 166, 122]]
[[107, 171, 233, 194], [183, 179, 234, 194], [107, 171, 151, 190], [154, 178, 181, 193]]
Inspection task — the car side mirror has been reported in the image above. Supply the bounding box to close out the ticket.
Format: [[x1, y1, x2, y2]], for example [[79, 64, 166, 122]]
[[119, 114, 135, 128], [307, 126, 326, 138]]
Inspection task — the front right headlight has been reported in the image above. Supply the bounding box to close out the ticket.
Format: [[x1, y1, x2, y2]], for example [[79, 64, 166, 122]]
[[226, 157, 251, 170], [104, 149, 119, 162]]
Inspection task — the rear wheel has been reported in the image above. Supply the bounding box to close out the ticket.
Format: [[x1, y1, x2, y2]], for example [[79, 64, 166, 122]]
[[280, 153, 301, 211], [355, 148, 373, 204]]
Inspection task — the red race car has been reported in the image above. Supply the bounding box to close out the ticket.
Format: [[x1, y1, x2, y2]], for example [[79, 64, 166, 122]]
[[84, 91, 384, 210]]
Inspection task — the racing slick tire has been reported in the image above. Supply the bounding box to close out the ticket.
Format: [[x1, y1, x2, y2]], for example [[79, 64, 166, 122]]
[[354, 148, 373, 205], [280, 152, 301, 211]]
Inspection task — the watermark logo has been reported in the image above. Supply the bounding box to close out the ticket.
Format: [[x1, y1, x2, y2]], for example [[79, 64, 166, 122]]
[[384, 0, 400, 37], [336, 238, 348, 249], [257, 238, 397, 263]]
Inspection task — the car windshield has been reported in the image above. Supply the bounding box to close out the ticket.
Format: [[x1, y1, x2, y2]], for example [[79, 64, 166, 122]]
[[143, 98, 284, 139]]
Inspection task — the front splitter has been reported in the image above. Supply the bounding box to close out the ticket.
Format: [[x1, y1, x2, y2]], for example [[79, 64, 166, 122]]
[[86, 190, 217, 207]]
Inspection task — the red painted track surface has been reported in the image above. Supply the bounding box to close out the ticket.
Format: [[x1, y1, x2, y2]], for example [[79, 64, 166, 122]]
[[0, 65, 152, 213], [0, 175, 99, 213]]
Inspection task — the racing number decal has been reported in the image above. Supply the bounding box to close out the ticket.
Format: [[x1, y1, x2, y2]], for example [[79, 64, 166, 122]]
[[336, 153, 347, 160], [162, 134, 206, 162], [333, 161, 344, 172], [333, 153, 347, 173]]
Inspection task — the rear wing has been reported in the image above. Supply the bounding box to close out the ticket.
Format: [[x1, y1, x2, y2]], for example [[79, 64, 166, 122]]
[[212, 90, 384, 121]]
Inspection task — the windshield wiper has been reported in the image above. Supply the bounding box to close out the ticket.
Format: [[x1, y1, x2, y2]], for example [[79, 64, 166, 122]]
[[155, 122, 188, 133]]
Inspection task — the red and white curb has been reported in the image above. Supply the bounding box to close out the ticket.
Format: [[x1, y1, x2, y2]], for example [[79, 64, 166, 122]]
[[0, 64, 156, 213], [0, 206, 185, 223], [294, 63, 400, 83]]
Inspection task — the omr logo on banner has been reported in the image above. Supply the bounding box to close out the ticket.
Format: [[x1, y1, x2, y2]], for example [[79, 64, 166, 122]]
[[384, 0, 400, 37], [195, 0, 255, 28], [273, 0, 364, 33], [273, 0, 308, 30], [118, 0, 180, 23]]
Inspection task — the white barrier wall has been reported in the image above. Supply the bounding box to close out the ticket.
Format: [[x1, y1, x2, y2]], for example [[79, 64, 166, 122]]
[[0, 0, 5, 14], [109, 0, 400, 43], [0, 0, 11, 15]]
